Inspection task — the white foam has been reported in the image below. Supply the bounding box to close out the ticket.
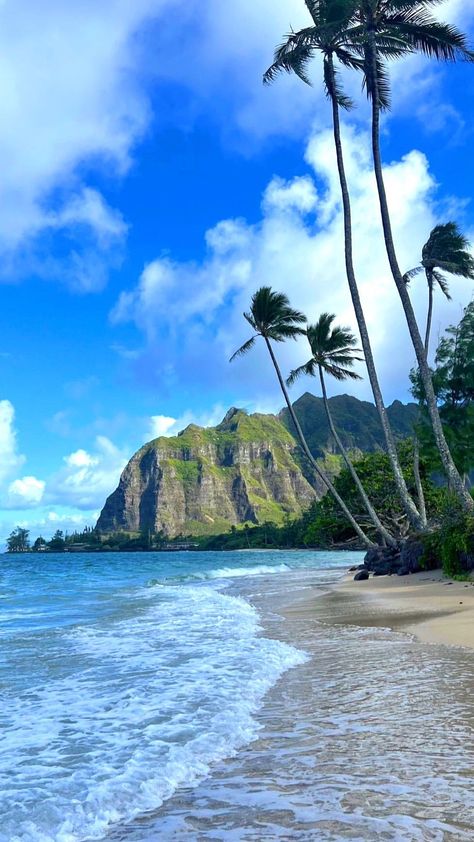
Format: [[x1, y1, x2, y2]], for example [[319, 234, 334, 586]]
[[187, 563, 291, 580], [1, 584, 307, 842]]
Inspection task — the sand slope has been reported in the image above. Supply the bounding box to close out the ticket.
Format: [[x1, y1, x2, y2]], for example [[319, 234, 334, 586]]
[[332, 571, 474, 649]]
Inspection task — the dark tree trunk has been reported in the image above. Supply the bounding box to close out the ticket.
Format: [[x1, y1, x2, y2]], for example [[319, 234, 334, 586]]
[[327, 53, 423, 529], [367, 36, 473, 512], [425, 278, 434, 357], [318, 364, 397, 545]]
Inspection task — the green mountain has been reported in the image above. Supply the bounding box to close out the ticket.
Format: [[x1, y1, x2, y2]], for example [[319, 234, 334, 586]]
[[279, 393, 419, 457], [96, 408, 318, 538], [96, 395, 419, 538]]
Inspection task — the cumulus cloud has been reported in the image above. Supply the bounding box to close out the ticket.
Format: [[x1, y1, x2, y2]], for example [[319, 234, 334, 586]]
[[7, 476, 45, 508], [0, 400, 26, 484], [111, 123, 473, 406], [46, 436, 128, 509], [0, 509, 100, 546], [0, 0, 169, 287], [149, 415, 177, 438], [1, 0, 468, 289]]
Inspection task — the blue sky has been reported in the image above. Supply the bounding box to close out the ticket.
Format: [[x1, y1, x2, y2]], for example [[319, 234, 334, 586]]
[[1, 0, 473, 543]]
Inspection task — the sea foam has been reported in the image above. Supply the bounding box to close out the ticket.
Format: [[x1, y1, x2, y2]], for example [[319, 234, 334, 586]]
[[1, 580, 307, 842]]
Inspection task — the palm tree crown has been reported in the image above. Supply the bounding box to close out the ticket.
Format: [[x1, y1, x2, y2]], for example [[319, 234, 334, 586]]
[[230, 287, 307, 361], [288, 312, 364, 385], [415, 222, 474, 288], [352, 0, 474, 109], [263, 0, 365, 109], [405, 222, 474, 353]]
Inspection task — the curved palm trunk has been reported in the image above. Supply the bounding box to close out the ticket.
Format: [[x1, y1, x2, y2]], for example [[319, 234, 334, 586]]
[[264, 336, 375, 548], [318, 364, 397, 545], [425, 279, 434, 357], [368, 40, 473, 512], [327, 54, 423, 530], [412, 436, 427, 526]]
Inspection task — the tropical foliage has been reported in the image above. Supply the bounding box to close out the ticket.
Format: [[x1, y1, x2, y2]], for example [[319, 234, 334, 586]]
[[412, 303, 474, 482], [287, 313, 396, 545], [231, 287, 376, 547], [260, 0, 474, 546], [405, 223, 474, 353]]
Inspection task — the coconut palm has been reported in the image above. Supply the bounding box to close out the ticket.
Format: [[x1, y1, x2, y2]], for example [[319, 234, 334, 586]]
[[263, 0, 424, 530], [405, 222, 474, 521], [230, 287, 376, 547], [288, 313, 397, 544], [352, 0, 474, 510], [405, 222, 474, 355]]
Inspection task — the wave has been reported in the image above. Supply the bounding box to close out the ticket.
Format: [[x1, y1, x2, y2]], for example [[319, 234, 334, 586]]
[[190, 563, 292, 580], [2, 584, 307, 841]]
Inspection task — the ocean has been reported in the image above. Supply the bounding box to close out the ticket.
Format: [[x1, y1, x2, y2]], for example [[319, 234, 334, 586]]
[[2, 550, 474, 842], [0, 550, 351, 841]]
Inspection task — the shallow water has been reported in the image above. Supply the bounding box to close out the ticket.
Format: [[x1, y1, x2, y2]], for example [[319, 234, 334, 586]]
[[0, 550, 350, 841], [3, 551, 474, 841], [113, 568, 474, 842]]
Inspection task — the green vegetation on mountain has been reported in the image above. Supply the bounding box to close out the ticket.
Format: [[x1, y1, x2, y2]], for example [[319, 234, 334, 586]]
[[96, 406, 318, 539], [279, 393, 419, 457]]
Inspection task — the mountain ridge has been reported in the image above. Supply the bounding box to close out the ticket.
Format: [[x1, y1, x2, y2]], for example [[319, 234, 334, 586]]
[[96, 393, 418, 538]]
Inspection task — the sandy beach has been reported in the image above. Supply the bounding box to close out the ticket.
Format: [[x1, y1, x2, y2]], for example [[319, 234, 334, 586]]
[[284, 567, 474, 651]]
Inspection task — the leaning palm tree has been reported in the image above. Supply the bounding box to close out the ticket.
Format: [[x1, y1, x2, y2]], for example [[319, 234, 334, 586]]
[[230, 287, 375, 547], [404, 222, 474, 522], [263, 0, 424, 530], [352, 0, 474, 510], [288, 313, 396, 544], [405, 222, 474, 355]]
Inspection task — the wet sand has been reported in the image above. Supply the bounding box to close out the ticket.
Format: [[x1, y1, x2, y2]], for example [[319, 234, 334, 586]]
[[292, 569, 474, 650], [116, 565, 474, 840]]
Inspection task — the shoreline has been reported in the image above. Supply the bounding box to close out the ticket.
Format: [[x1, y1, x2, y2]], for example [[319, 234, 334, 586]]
[[288, 568, 474, 650]]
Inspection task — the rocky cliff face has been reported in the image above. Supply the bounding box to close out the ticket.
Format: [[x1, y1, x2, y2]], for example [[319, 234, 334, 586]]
[[96, 408, 318, 538]]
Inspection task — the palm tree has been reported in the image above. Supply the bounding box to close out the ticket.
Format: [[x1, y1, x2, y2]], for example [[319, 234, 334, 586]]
[[263, 0, 424, 530], [230, 287, 376, 547], [405, 222, 474, 520], [405, 222, 474, 355], [352, 0, 474, 510], [288, 313, 397, 544]]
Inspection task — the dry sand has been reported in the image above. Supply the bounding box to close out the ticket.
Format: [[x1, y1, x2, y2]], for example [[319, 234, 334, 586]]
[[284, 569, 474, 650]]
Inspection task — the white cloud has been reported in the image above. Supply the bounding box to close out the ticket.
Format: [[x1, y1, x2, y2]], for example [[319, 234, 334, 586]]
[[0, 400, 25, 484], [7, 476, 45, 507], [111, 123, 473, 406], [148, 404, 229, 441], [46, 436, 128, 509], [0, 0, 170, 287], [0, 0, 468, 289], [0, 509, 100, 545], [149, 415, 177, 438]]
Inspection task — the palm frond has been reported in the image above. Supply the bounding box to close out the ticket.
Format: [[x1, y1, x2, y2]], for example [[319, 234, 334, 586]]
[[431, 269, 452, 300], [421, 222, 474, 279], [324, 55, 354, 109], [305, 314, 364, 381], [384, 13, 474, 62], [324, 363, 363, 381], [286, 358, 316, 387], [229, 335, 257, 363], [263, 29, 320, 85], [403, 265, 423, 284]]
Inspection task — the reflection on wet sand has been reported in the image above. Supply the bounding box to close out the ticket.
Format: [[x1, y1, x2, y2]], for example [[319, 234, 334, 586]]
[[113, 568, 474, 841]]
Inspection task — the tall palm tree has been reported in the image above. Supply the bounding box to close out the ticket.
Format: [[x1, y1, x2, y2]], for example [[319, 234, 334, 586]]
[[230, 287, 376, 547], [288, 313, 397, 544], [405, 222, 474, 520], [263, 0, 424, 529], [405, 222, 474, 355], [352, 0, 474, 510]]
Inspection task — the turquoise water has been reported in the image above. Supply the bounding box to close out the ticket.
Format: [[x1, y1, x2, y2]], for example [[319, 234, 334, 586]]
[[0, 550, 352, 841]]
